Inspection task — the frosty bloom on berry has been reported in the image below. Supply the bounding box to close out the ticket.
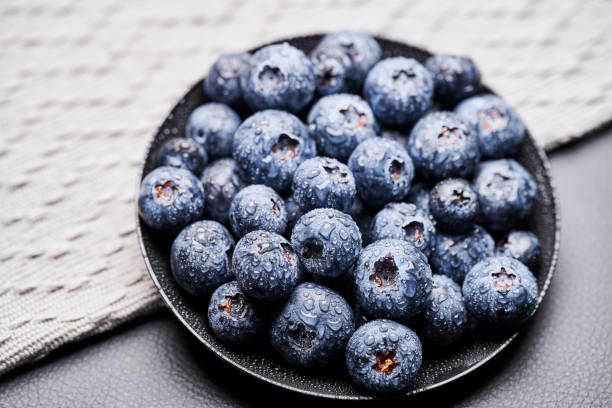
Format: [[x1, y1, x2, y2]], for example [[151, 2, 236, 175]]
[[348, 137, 414, 207], [292, 156, 356, 213], [370, 202, 436, 257], [186, 102, 241, 160], [240, 43, 315, 113], [463, 256, 538, 328], [307, 93, 378, 161], [352, 239, 432, 321], [345, 319, 422, 393], [232, 109, 316, 193], [170, 220, 235, 296], [364, 57, 433, 127], [270, 282, 354, 368], [455, 95, 525, 159], [310, 31, 381, 95], [204, 52, 251, 108], [138, 166, 205, 234], [207, 281, 264, 345], [407, 111, 480, 182]]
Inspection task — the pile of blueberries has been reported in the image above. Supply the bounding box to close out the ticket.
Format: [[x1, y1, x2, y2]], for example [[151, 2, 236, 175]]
[[138, 32, 542, 394]]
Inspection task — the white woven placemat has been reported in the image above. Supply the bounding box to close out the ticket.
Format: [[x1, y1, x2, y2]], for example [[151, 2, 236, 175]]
[[1, 0, 611, 375]]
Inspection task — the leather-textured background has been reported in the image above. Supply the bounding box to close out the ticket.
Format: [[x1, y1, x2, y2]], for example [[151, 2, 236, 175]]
[[1, 131, 611, 406]]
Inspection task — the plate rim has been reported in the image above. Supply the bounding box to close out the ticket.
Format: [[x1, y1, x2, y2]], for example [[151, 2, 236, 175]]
[[135, 33, 561, 400]]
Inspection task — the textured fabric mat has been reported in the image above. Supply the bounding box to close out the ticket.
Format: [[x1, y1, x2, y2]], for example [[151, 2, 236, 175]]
[[1, 0, 611, 375]]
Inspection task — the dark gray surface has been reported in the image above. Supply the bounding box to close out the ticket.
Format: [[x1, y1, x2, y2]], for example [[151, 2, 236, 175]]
[[1, 130, 612, 407]]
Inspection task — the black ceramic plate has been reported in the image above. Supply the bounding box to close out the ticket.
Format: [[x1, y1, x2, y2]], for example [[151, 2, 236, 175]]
[[137, 35, 560, 400]]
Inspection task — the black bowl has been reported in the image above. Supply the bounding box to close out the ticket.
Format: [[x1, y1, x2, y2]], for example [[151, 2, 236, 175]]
[[136, 34, 560, 400]]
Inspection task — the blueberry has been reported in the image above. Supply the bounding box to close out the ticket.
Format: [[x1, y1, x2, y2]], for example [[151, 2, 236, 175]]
[[405, 182, 431, 215], [430, 225, 495, 284], [232, 230, 300, 301], [310, 31, 381, 95], [232, 109, 316, 193], [138, 166, 205, 234], [229, 185, 287, 238], [407, 111, 480, 182], [200, 158, 246, 224], [424, 54, 481, 105], [186, 102, 241, 160], [156, 137, 208, 176], [370, 202, 436, 257], [270, 282, 354, 368], [204, 52, 251, 108], [170, 220, 234, 296], [307, 94, 378, 161], [463, 256, 538, 328], [292, 156, 356, 212], [363, 57, 433, 127], [353, 239, 432, 320], [348, 137, 414, 207], [472, 159, 537, 231], [240, 43, 315, 113], [420, 274, 469, 346], [455, 95, 525, 159], [290, 208, 362, 278], [496, 230, 541, 268], [429, 178, 479, 233], [345, 319, 422, 393], [207, 281, 263, 345]]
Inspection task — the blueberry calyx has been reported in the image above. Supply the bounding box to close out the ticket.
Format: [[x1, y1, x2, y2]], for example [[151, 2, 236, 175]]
[[370, 254, 398, 288], [492, 267, 516, 290], [154, 181, 178, 203], [218, 293, 250, 318], [372, 350, 398, 375], [287, 323, 317, 349]]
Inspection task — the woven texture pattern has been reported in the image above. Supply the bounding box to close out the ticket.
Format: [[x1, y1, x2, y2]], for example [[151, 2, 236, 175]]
[[0, 0, 610, 375]]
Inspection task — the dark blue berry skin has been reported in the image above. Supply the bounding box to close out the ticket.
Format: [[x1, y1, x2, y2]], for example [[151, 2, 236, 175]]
[[420, 274, 469, 346], [430, 225, 495, 284], [371, 202, 436, 257], [363, 57, 433, 127], [229, 185, 287, 238], [138, 166, 205, 234], [353, 239, 432, 321], [455, 95, 525, 159], [186, 102, 241, 160], [310, 31, 381, 96], [204, 52, 251, 108], [345, 319, 422, 394], [170, 220, 234, 296], [307, 94, 378, 161], [290, 208, 362, 278], [270, 282, 354, 368], [156, 137, 208, 176], [472, 159, 537, 231], [496, 230, 541, 269], [407, 111, 480, 182], [379, 128, 409, 148], [348, 137, 415, 207], [200, 158, 245, 225], [292, 156, 356, 213], [232, 230, 301, 301], [240, 43, 315, 114], [429, 178, 479, 233], [232, 110, 316, 193], [463, 256, 538, 328], [425, 54, 481, 105], [207, 281, 263, 345], [406, 182, 431, 216]]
